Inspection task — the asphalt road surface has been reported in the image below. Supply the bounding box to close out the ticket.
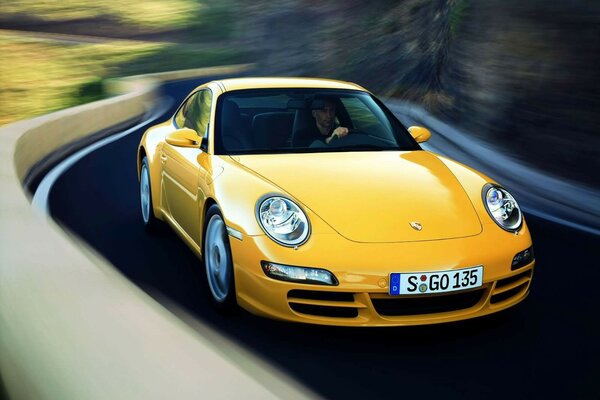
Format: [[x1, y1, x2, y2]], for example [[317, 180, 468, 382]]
[[47, 78, 600, 399]]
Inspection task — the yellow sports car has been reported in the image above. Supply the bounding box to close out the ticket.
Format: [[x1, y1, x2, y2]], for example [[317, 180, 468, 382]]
[[137, 77, 534, 326]]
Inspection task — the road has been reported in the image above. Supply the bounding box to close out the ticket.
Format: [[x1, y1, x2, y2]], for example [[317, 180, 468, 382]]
[[46, 78, 600, 399]]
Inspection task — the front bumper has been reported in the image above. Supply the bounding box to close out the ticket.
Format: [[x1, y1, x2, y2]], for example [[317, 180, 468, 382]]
[[230, 222, 534, 327]]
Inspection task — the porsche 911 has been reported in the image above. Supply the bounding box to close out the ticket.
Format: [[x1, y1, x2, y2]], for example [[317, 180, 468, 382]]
[[137, 77, 534, 326]]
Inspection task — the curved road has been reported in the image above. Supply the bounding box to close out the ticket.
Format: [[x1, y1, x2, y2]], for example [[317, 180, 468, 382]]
[[46, 78, 599, 399]]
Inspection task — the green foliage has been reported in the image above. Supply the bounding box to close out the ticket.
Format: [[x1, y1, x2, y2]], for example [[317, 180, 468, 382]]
[[0, 33, 242, 125], [0, 0, 242, 125], [69, 78, 105, 107], [114, 46, 241, 77], [2, 0, 198, 29], [450, 0, 468, 35], [186, 2, 238, 41]]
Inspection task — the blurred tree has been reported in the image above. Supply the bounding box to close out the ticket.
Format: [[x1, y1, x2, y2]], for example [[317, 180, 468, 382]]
[[234, 0, 599, 186]]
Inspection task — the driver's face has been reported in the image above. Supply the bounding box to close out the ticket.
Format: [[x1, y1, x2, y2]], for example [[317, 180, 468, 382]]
[[313, 102, 336, 130]]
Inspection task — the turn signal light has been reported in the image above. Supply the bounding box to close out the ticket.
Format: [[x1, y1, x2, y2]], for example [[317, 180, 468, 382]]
[[511, 247, 534, 270]]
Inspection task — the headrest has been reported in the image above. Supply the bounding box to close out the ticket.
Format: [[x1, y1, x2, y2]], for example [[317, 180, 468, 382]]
[[252, 112, 294, 148], [310, 95, 337, 110], [222, 100, 240, 119]]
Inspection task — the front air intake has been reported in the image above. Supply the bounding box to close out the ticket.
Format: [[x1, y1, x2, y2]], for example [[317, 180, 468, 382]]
[[287, 290, 360, 318]]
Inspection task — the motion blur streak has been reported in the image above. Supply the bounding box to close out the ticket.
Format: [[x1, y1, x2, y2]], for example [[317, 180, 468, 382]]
[[1, 66, 310, 400], [4, 1, 598, 194], [239, 0, 600, 189]]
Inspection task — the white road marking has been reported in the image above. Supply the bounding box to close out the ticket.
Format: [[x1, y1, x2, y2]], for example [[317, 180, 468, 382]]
[[31, 98, 173, 218]]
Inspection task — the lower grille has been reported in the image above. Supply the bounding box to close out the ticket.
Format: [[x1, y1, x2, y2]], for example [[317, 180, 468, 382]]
[[287, 290, 359, 319], [490, 269, 532, 305], [289, 303, 359, 318], [495, 270, 532, 290], [371, 289, 485, 316], [288, 290, 354, 302], [490, 284, 527, 304]]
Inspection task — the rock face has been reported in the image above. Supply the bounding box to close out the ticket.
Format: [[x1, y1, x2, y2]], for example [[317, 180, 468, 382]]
[[236, 0, 600, 187], [238, 1, 453, 95], [440, 1, 600, 187]]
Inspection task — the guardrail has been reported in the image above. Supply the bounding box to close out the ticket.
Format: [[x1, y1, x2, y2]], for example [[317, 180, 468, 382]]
[[0, 65, 313, 399]]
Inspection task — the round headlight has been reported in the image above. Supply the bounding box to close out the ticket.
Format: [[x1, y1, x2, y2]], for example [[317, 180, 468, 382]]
[[482, 184, 522, 232], [257, 196, 310, 246]]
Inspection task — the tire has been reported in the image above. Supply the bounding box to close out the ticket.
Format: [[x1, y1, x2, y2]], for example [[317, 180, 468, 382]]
[[140, 156, 158, 232], [203, 204, 238, 312]]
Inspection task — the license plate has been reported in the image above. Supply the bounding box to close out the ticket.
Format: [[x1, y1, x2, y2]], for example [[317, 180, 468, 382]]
[[389, 266, 483, 296]]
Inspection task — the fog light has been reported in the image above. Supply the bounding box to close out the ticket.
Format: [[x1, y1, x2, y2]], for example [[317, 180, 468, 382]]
[[512, 247, 534, 270], [261, 261, 338, 285]]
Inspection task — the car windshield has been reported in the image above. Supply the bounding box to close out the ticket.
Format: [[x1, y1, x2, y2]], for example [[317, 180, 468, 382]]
[[214, 89, 420, 155]]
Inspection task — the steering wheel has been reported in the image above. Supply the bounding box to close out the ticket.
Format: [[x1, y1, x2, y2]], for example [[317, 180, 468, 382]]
[[326, 130, 366, 147]]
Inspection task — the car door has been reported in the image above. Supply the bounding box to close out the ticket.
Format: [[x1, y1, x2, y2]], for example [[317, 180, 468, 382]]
[[161, 89, 212, 246]]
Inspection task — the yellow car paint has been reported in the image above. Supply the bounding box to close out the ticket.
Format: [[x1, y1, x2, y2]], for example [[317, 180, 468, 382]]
[[165, 128, 201, 148], [408, 126, 432, 143]]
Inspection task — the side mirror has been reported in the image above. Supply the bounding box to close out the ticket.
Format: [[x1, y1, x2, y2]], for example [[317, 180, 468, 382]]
[[408, 126, 432, 143], [166, 128, 201, 148]]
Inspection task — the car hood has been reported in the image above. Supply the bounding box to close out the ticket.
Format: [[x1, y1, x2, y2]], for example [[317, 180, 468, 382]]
[[232, 151, 482, 243]]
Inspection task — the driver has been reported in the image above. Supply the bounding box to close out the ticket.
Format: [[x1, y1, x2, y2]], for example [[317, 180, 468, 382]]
[[306, 97, 350, 145]]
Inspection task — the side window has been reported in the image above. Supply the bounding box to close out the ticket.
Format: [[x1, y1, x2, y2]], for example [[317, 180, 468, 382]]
[[174, 92, 198, 128], [196, 90, 213, 137], [183, 93, 202, 132], [175, 90, 212, 138]]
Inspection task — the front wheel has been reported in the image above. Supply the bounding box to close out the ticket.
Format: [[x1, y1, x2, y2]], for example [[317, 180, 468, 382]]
[[204, 205, 237, 312], [140, 156, 158, 232]]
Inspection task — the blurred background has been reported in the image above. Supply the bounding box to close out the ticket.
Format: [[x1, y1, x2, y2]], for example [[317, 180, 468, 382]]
[[1, 0, 598, 187]]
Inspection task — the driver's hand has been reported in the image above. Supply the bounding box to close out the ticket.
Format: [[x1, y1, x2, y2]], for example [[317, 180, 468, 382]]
[[333, 127, 349, 139], [326, 127, 349, 144]]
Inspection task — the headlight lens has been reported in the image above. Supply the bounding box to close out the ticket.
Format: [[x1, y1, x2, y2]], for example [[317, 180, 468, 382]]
[[483, 184, 523, 232], [257, 196, 310, 246], [261, 261, 338, 285]]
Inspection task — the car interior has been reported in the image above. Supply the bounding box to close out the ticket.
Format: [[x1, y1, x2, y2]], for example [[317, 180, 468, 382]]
[[219, 96, 348, 153], [215, 91, 414, 154]]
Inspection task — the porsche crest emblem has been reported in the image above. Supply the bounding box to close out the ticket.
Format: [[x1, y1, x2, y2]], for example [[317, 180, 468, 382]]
[[410, 222, 423, 231]]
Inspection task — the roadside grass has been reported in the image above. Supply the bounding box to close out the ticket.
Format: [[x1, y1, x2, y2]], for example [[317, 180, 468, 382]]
[[1, 1, 237, 41], [0, 32, 241, 125], [114, 45, 239, 77], [2, 0, 199, 29]]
